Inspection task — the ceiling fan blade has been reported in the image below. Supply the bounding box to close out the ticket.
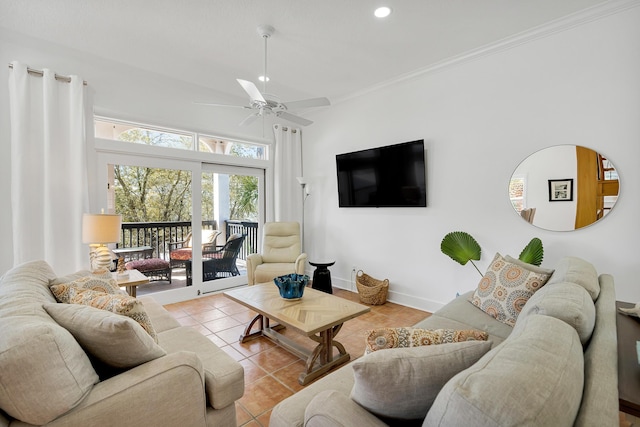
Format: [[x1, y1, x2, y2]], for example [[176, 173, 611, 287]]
[[194, 101, 250, 109], [239, 112, 261, 127], [284, 97, 331, 110], [276, 111, 314, 126], [237, 79, 266, 103]]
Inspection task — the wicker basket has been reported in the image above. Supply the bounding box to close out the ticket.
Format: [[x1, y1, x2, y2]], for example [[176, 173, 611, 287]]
[[355, 270, 389, 305]]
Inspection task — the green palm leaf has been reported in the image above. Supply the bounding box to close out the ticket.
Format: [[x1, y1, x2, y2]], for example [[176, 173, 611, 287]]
[[441, 232, 482, 275], [519, 238, 544, 266]]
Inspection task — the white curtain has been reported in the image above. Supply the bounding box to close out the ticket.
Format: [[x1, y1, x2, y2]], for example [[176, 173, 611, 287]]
[[9, 61, 90, 274], [272, 124, 303, 223]]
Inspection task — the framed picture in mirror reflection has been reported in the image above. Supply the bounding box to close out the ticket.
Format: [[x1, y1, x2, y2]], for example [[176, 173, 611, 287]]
[[548, 179, 574, 202]]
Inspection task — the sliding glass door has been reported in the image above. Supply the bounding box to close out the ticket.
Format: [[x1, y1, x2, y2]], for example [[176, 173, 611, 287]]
[[97, 152, 264, 301], [199, 164, 264, 293]]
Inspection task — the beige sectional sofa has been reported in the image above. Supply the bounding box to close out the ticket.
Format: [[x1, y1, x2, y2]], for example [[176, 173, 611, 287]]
[[270, 256, 619, 427], [0, 260, 243, 427]]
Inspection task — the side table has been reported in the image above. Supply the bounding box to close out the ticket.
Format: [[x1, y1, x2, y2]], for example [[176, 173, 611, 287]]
[[113, 269, 149, 297], [112, 246, 153, 261], [309, 260, 335, 294], [616, 301, 640, 418]]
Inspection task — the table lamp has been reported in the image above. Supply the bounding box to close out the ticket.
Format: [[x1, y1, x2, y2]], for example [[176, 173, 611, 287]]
[[82, 212, 122, 273]]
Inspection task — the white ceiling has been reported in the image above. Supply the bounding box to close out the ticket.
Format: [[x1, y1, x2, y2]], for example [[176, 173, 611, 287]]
[[0, 0, 614, 105]]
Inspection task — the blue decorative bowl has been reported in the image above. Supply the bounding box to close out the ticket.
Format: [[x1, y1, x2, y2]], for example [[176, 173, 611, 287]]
[[273, 274, 309, 300]]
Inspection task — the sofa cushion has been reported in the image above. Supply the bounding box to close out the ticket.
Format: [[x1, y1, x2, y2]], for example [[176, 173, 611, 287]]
[[364, 327, 488, 353], [138, 296, 181, 333], [546, 256, 600, 301], [0, 261, 98, 425], [469, 253, 553, 327], [254, 263, 296, 283], [44, 303, 166, 368], [157, 326, 244, 409], [425, 314, 584, 427], [51, 286, 158, 342], [416, 292, 513, 344], [270, 363, 356, 427], [306, 390, 389, 427], [518, 281, 596, 345], [351, 340, 492, 420]]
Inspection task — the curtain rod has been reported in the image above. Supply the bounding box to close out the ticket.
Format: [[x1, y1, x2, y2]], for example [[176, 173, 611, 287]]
[[274, 124, 297, 133], [8, 63, 87, 86]]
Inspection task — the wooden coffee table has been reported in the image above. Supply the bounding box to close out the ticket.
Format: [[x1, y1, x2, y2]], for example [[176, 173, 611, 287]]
[[224, 282, 370, 385]]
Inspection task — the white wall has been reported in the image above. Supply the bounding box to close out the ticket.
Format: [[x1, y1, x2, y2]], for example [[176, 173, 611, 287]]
[[0, 30, 272, 275], [1, 8, 639, 309], [302, 6, 640, 310]]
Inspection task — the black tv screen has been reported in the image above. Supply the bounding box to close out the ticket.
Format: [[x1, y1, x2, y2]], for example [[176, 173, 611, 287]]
[[336, 140, 427, 208]]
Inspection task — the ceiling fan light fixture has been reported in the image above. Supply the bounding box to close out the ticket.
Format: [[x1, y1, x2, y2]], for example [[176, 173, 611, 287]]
[[374, 6, 392, 18], [197, 24, 329, 127]]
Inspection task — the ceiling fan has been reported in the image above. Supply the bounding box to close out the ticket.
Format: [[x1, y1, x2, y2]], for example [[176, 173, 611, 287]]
[[196, 25, 330, 127]]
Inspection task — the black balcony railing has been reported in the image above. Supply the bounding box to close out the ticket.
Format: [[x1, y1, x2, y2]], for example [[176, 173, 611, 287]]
[[117, 220, 258, 262], [225, 220, 259, 260]]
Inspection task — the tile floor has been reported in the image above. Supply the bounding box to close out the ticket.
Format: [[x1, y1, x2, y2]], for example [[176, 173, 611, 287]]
[[163, 288, 431, 427]]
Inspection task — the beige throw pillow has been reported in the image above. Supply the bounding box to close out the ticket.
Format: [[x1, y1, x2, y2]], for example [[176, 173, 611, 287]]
[[469, 253, 553, 326], [364, 327, 488, 354], [351, 341, 493, 420], [44, 303, 166, 369]]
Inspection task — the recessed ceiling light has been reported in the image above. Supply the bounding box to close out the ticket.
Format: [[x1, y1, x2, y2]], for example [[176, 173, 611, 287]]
[[258, 75, 270, 82], [374, 6, 392, 18]]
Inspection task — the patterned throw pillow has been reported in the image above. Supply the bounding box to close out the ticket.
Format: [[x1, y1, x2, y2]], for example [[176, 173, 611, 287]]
[[468, 253, 554, 327], [49, 272, 123, 303], [364, 327, 488, 354], [51, 286, 158, 342]]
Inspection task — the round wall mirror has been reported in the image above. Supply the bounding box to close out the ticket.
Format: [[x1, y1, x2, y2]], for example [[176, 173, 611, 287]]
[[509, 145, 620, 231]]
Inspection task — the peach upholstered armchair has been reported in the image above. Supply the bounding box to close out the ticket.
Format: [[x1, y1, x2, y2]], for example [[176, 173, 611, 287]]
[[246, 222, 307, 285]]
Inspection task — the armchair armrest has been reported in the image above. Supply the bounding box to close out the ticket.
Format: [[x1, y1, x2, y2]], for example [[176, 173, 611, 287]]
[[295, 253, 308, 275], [51, 352, 207, 427], [246, 253, 263, 285], [202, 243, 218, 255], [168, 240, 188, 251], [304, 390, 388, 427]]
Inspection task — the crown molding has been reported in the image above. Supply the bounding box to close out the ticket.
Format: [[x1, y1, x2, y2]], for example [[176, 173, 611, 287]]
[[335, 0, 640, 105]]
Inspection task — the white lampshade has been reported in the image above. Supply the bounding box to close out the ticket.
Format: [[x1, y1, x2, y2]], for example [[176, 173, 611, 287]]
[[82, 213, 122, 244]]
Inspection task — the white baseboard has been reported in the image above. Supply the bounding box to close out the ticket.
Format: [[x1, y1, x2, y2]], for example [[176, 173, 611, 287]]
[[330, 276, 444, 313]]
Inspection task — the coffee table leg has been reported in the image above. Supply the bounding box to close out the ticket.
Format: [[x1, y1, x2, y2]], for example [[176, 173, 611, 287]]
[[239, 314, 285, 343], [239, 314, 264, 343], [299, 323, 350, 385]]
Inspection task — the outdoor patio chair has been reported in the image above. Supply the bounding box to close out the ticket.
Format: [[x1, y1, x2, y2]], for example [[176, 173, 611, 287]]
[[169, 229, 222, 269], [185, 234, 246, 285], [203, 233, 246, 280]]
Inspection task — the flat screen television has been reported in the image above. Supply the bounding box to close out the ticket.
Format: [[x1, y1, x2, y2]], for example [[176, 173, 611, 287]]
[[336, 139, 427, 208]]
